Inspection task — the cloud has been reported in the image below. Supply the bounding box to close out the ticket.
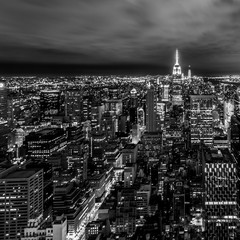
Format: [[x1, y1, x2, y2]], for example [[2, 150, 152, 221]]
[[0, 0, 240, 73]]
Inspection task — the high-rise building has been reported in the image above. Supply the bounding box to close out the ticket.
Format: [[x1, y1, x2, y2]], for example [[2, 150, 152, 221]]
[[0, 167, 43, 239], [172, 49, 182, 76], [136, 184, 151, 218], [188, 65, 192, 79], [0, 80, 8, 123], [160, 84, 170, 102], [24, 128, 67, 159], [53, 183, 95, 238], [116, 188, 136, 235], [65, 90, 82, 123], [190, 95, 214, 146], [146, 87, 160, 132], [203, 147, 239, 239], [129, 88, 138, 125], [82, 95, 93, 122], [40, 90, 63, 121], [224, 99, 234, 129], [230, 115, 240, 163]]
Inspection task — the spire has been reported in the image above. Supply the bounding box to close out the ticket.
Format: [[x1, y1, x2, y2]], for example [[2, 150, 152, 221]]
[[172, 48, 181, 76], [175, 49, 179, 65], [188, 65, 191, 79]]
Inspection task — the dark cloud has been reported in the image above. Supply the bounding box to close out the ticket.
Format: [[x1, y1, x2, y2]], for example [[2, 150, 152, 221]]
[[0, 0, 240, 74]]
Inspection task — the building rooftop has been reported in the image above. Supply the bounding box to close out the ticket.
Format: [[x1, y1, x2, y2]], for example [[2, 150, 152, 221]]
[[204, 148, 236, 164], [26, 128, 64, 141], [41, 90, 60, 93], [190, 94, 214, 99], [4, 170, 37, 179], [123, 143, 137, 150], [39, 129, 55, 135]]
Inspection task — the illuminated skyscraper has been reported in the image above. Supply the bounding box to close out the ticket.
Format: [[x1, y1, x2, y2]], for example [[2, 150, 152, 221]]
[[172, 49, 182, 76], [129, 88, 138, 125], [40, 90, 62, 121], [203, 147, 239, 239], [146, 87, 160, 132], [188, 65, 192, 79], [65, 90, 82, 123], [0, 167, 43, 239], [0, 80, 8, 123], [190, 95, 214, 146]]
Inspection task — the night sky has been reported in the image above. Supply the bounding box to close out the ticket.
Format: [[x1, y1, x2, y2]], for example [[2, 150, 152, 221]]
[[1, 0, 240, 75]]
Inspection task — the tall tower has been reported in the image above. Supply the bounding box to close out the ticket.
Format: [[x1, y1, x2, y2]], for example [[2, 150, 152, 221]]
[[40, 90, 62, 121], [172, 49, 182, 76], [146, 87, 161, 132], [190, 95, 214, 146], [0, 168, 43, 239], [0, 80, 8, 123], [203, 148, 239, 239], [188, 65, 192, 79]]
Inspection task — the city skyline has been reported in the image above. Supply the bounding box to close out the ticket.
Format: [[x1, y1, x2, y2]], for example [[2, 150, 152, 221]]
[[1, 0, 240, 75]]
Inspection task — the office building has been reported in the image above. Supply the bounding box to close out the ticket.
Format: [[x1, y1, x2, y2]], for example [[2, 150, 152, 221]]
[[203, 147, 239, 239], [0, 167, 43, 239], [82, 95, 93, 122], [138, 132, 162, 159], [85, 220, 104, 240], [160, 84, 170, 102], [116, 188, 136, 236], [0, 80, 8, 123], [24, 128, 67, 159], [105, 99, 122, 116], [124, 163, 137, 188], [190, 95, 214, 146], [65, 90, 82, 123], [40, 90, 63, 121], [136, 184, 151, 218], [21, 214, 67, 240], [122, 143, 138, 165], [129, 88, 138, 125], [53, 182, 95, 238], [146, 87, 160, 132]]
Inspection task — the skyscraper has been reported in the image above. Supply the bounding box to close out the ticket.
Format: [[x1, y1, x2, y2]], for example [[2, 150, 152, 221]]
[[0, 80, 8, 123], [65, 90, 82, 123], [40, 90, 62, 121], [129, 88, 138, 125], [188, 65, 192, 79], [172, 49, 182, 76], [146, 87, 160, 132], [0, 167, 43, 239], [203, 148, 239, 239], [190, 95, 214, 146]]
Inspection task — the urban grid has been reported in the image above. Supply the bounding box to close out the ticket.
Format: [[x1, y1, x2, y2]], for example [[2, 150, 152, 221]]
[[0, 49, 240, 240], [1, 1, 240, 240]]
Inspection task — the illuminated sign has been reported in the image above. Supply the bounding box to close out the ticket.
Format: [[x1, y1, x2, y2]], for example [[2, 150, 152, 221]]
[[0, 83, 4, 88]]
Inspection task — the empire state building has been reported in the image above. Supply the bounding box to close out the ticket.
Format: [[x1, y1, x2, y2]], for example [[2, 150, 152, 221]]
[[172, 49, 182, 76]]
